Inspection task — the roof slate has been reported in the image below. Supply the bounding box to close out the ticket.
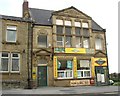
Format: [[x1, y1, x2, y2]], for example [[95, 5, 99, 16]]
[[29, 7, 104, 31]]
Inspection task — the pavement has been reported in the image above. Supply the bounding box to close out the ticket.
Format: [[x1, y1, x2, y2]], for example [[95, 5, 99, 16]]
[[1, 86, 120, 95]]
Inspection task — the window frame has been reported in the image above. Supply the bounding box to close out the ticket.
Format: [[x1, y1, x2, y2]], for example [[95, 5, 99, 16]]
[[10, 53, 20, 73], [95, 38, 103, 50], [6, 25, 17, 43], [0, 52, 9, 73], [37, 35, 47, 48]]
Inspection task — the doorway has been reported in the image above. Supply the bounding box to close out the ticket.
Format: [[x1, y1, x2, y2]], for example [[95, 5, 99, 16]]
[[37, 66, 47, 86], [95, 66, 108, 85]]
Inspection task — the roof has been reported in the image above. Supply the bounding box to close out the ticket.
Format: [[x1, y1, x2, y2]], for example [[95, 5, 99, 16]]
[[29, 8, 54, 25], [0, 15, 31, 22], [29, 7, 104, 31]]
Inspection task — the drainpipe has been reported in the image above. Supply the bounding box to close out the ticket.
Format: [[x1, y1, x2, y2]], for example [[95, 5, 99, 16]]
[[27, 21, 33, 89], [104, 29, 110, 85]]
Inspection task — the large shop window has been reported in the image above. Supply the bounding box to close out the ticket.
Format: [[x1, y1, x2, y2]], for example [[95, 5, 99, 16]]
[[77, 60, 91, 78], [38, 35, 47, 48], [0, 52, 20, 72], [6, 25, 17, 42], [95, 38, 102, 50], [57, 60, 73, 79]]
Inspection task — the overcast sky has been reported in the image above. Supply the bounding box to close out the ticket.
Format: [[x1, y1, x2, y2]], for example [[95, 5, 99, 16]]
[[0, 0, 118, 73]]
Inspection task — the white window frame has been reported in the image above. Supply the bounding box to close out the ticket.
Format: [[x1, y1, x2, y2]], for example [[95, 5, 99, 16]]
[[0, 52, 9, 73], [11, 53, 20, 73], [56, 19, 63, 25], [77, 70, 91, 78], [6, 25, 17, 42], [57, 70, 73, 79]]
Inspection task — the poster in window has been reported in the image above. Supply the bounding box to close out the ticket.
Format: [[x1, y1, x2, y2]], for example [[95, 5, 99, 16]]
[[67, 60, 72, 69]]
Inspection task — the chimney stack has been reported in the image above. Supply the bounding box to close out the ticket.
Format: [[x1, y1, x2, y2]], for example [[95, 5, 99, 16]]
[[22, 0, 29, 18]]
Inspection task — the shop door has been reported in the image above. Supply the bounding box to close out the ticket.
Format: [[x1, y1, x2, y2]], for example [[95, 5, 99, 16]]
[[38, 66, 47, 86], [95, 66, 107, 85]]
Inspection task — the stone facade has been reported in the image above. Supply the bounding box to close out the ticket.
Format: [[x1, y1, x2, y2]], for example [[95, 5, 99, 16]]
[[0, 18, 29, 88]]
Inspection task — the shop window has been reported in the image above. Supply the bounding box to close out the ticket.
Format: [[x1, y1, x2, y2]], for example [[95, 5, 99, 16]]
[[77, 60, 91, 78], [38, 35, 47, 48], [57, 60, 73, 79], [65, 36, 72, 47], [57, 36, 64, 47], [6, 25, 17, 42], [95, 38, 102, 50], [83, 38, 89, 48]]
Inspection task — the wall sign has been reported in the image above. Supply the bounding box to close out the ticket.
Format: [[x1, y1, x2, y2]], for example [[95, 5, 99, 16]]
[[70, 80, 90, 86], [54, 56, 58, 78], [54, 48, 65, 53], [95, 58, 106, 65]]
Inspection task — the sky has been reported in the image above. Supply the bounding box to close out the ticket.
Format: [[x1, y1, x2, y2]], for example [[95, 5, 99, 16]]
[[0, 0, 118, 73]]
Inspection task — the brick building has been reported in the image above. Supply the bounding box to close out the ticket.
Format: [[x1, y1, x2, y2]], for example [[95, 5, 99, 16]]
[[0, 0, 109, 88]]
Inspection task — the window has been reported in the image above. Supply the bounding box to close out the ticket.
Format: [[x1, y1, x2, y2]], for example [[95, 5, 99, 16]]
[[56, 26, 63, 34], [65, 20, 71, 26], [77, 60, 91, 78], [75, 22, 81, 27], [57, 36, 64, 47], [75, 27, 81, 35], [65, 26, 71, 35], [83, 38, 89, 48], [38, 35, 47, 48], [0, 52, 9, 72], [83, 28, 89, 37], [11, 53, 20, 72], [95, 38, 102, 50], [75, 37, 81, 48], [65, 36, 72, 47], [6, 26, 17, 42], [82, 22, 88, 28], [0, 52, 20, 72], [57, 60, 73, 79], [56, 19, 63, 25]]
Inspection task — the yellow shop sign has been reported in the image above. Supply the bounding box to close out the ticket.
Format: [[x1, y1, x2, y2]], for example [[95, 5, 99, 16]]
[[65, 48, 86, 54]]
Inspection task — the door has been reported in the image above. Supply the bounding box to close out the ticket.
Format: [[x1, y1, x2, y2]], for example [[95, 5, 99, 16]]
[[38, 66, 47, 86], [95, 66, 108, 85]]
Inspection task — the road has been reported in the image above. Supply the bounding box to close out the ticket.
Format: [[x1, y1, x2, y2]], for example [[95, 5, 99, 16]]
[[1, 86, 119, 96]]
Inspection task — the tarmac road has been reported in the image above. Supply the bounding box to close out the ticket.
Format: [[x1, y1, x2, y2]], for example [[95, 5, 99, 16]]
[[1, 86, 119, 96]]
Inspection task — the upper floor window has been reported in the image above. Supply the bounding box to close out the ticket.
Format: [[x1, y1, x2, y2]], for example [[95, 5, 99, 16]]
[[75, 27, 81, 35], [6, 25, 17, 42], [83, 38, 89, 48], [75, 22, 81, 27], [56, 19, 63, 25], [57, 36, 64, 47], [82, 22, 88, 28], [56, 26, 63, 34], [65, 26, 71, 35], [95, 38, 102, 50], [65, 20, 71, 26], [38, 35, 47, 48]]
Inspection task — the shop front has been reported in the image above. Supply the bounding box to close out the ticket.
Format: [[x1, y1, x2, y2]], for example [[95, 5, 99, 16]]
[[53, 48, 95, 86]]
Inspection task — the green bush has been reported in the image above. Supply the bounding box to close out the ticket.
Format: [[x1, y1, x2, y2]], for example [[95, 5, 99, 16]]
[[113, 82, 120, 86]]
